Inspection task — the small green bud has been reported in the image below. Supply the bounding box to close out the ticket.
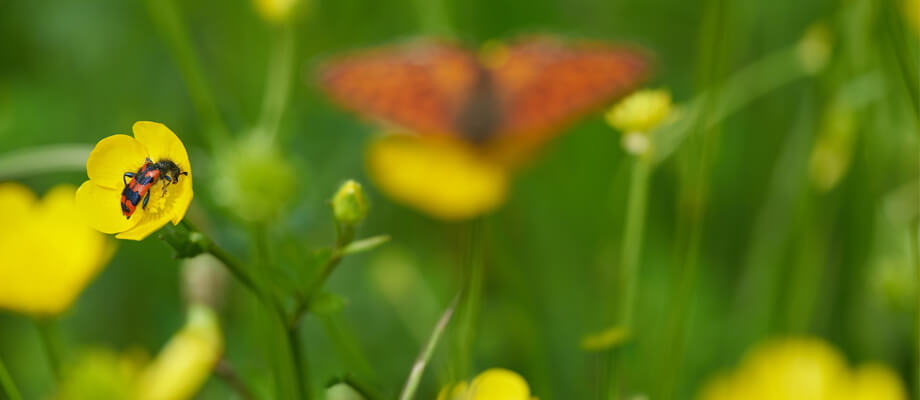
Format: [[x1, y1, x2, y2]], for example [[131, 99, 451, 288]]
[[211, 135, 298, 222], [332, 180, 368, 226]]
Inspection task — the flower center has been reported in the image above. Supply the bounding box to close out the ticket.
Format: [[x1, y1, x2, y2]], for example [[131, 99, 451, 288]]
[[139, 179, 179, 220]]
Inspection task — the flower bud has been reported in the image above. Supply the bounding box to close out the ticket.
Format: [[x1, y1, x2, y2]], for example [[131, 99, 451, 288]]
[[809, 103, 855, 192], [796, 23, 833, 75], [332, 180, 369, 226], [212, 135, 298, 223]]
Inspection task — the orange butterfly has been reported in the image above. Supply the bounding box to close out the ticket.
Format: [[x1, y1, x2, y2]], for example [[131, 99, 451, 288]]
[[317, 36, 650, 161]]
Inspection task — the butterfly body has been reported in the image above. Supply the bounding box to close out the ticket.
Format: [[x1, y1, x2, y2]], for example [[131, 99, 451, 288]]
[[318, 36, 650, 157]]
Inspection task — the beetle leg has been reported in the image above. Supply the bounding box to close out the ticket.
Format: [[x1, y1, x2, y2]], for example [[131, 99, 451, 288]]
[[123, 172, 135, 186], [142, 190, 151, 209]]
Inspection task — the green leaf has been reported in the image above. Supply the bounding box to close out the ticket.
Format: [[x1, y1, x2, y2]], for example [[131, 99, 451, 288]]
[[311, 291, 347, 316], [341, 235, 391, 255]]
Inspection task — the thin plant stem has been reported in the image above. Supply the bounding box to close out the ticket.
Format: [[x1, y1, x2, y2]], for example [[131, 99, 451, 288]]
[[400, 295, 461, 400], [288, 248, 344, 328], [146, 0, 229, 147], [606, 155, 652, 400], [0, 355, 22, 400], [215, 358, 257, 400], [287, 326, 310, 400], [33, 318, 62, 382], [257, 23, 296, 144], [616, 156, 652, 331], [455, 219, 485, 378], [0, 144, 91, 180]]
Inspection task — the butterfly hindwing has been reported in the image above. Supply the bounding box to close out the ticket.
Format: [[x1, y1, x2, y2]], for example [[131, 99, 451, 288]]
[[491, 37, 650, 143], [317, 41, 480, 137]]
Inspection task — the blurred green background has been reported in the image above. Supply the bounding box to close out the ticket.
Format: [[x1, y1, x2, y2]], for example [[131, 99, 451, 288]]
[[0, 0, 917, 399]]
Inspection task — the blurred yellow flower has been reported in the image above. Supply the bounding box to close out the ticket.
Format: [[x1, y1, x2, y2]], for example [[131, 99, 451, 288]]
[[367, 134, 509, 221], [438, 368, 534, 400], [796, 23, 833, 75], [905, 0, 920, 36], [0, 183, 113, 316], [605, 89, 672, 134], [135, 305, 223, 400], [697, 337, 907, 400], [53, 306, 221, 400], [76, 121, 193, 241], [255, 0, 300, 23], [56, 348, 147, 400]]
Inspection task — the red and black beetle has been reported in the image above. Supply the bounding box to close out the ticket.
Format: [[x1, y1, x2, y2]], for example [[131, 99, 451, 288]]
[[120, 157, 188, 219]]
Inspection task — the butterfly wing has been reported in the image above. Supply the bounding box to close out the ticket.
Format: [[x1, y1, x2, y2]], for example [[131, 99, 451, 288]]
[[316, 40, 480, 137], [490, 37, 650, 144]]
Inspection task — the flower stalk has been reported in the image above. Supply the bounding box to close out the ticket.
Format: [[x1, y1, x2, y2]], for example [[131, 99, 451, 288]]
[[0, 355, 22, 400], [34, 318, 62, 382]]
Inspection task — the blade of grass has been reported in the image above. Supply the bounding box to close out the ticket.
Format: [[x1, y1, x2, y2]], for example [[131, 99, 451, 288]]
[[0, 355, 22, 400], [399, 294, 461, 400]]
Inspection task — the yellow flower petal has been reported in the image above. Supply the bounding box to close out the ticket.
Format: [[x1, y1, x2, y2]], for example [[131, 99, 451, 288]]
[[367, 135, 508, 221], [76, 181, 138, 234], [0, 182, 37, 229], [86, 134, 149, 189], [0, 184, 111, 315], [132, 121, 191, 174], [170, 181, 194, 225], [116, 208, 173, 240], [469, 368, 530, 400], [136, 305, 222, 400], [845, 363, 908, 400]]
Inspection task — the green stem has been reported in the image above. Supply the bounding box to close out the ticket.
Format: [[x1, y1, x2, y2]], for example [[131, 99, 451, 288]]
[[0, 355, 22, 400], [455, 219, 485, 378], [34, 319, 62, 382], [606, 156, 652, 400], [206, 237, 261, 298], [400, 295, 460, 400], [0, 144, 91, 180], [616, 157, 652, 331], [146, 0, 229, 147], [257, 23, 296, 144], [287, 326, 310, 400]]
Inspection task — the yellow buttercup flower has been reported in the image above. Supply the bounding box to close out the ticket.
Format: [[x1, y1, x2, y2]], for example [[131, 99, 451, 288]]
[[56, 348, 146, 400], [905, 0, 920, 36], [255, 0, 301, 23], [0, 183, 113, 315], [76, 121, 193, 241], [605, 89, 672, 134], [367, 134, 509, 221], [697, 337, 907, 400], [437, 368, 535, 400], [135, 305, 223, 400]]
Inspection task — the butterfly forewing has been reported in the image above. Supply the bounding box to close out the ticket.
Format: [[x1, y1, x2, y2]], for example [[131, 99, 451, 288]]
[[317, 41, 479, 137], [491, 37, 650, 143]]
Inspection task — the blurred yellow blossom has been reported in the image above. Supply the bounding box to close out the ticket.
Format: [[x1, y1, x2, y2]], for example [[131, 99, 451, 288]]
[[255, 0, 300, 23], [367, 134, 508, 220], [605, 89, 672, 134], [0, 183, 113, 316], [53, 305, 221, 400], [135, 305, 223, 400], [55, 348, 147, 400], [809, 103, 855, 192], [796, 23, 833, 75], [438, 368, 535, 400], [76, 121, 193, 240], [697, 337, 907, 400], [905, 0, 920, 36]]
